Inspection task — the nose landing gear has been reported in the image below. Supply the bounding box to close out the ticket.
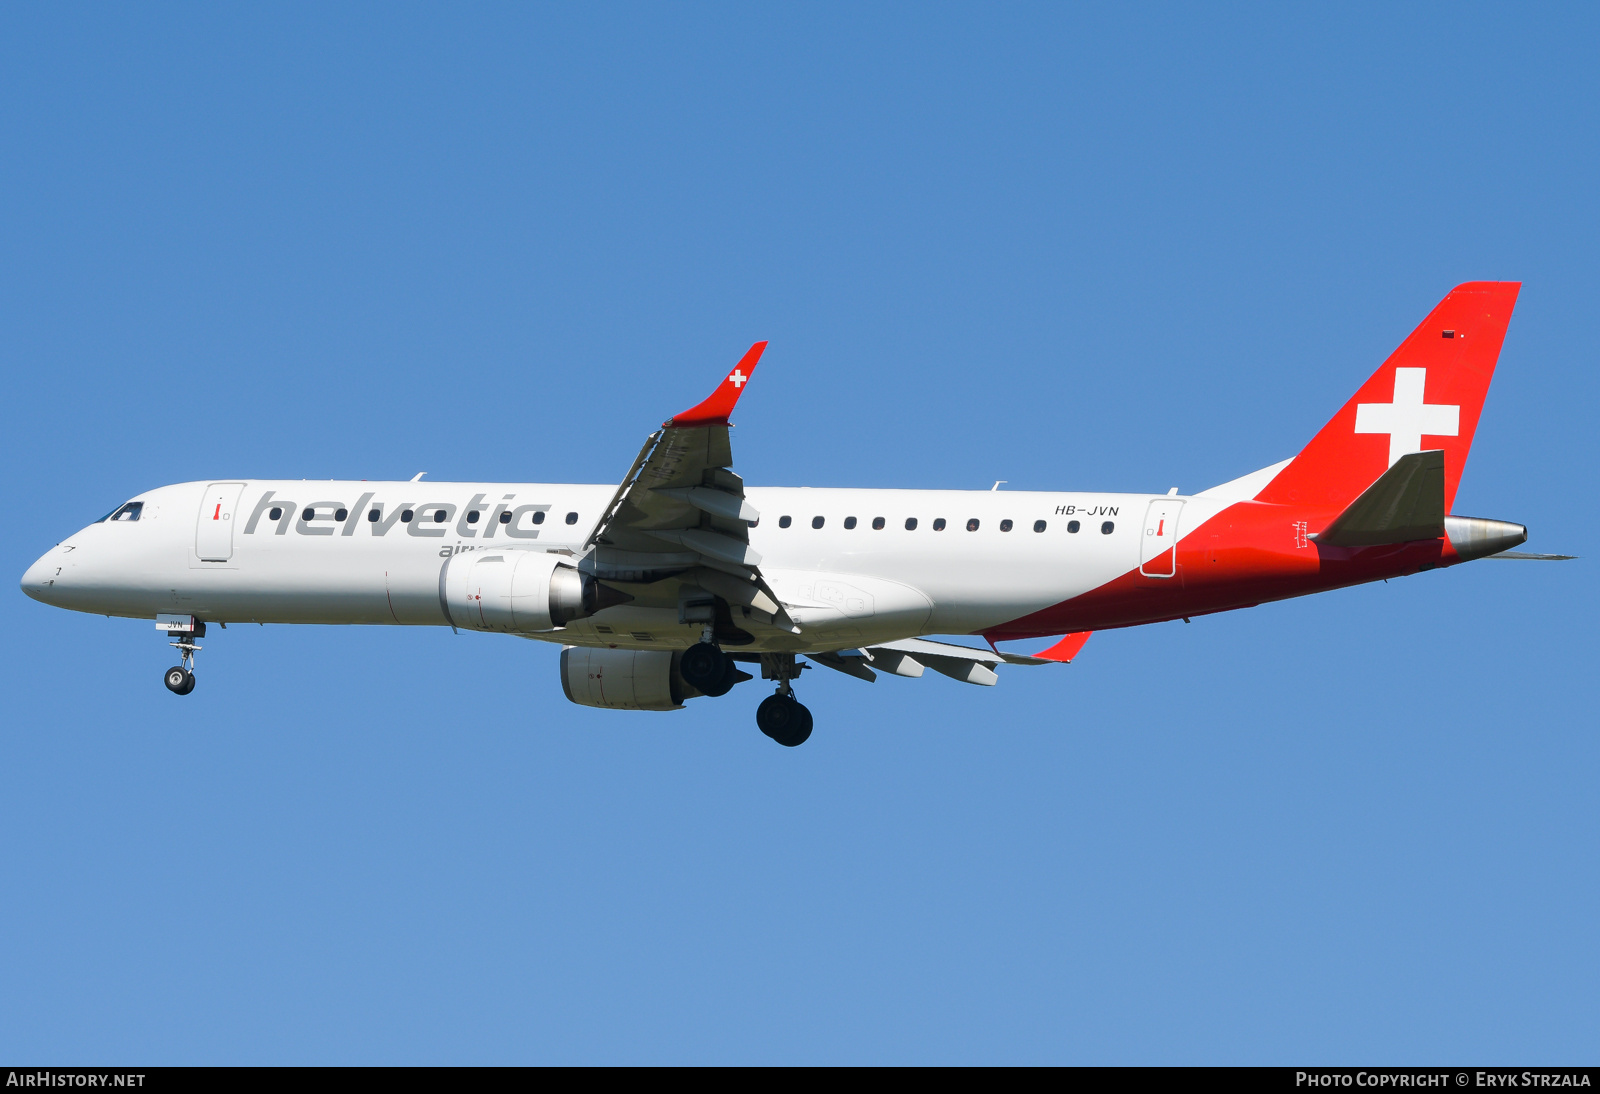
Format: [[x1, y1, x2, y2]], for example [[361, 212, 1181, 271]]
[[160, 618, 205, 696], [757, 653, 812, 747]]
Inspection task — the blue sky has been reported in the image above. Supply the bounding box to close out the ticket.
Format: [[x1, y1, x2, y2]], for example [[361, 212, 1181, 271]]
[[1, 4, 1595, 1064]]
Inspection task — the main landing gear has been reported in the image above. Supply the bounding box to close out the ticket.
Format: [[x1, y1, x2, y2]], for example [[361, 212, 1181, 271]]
[[680, 639, 749, 698], [756, 652, 812, 748], [680, 639, 813, 747], [162, 619, 206, 696], [756, 693, 811, 747]]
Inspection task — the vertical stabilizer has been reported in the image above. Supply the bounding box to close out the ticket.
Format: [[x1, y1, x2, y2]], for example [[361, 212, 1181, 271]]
[[1256, 282, 1520, 513]]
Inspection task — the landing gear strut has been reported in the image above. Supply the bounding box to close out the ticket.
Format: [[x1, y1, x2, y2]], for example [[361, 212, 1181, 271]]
[[756, 653, 812, 747], [162, 619, 205, 696]]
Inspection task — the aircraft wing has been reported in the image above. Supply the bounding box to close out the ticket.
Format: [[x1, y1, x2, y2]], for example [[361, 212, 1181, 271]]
[[583, 343, 798, 633], [807, 633, 1090, 686]]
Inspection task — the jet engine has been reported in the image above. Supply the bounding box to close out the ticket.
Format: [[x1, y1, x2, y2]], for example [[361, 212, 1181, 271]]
[[561, 646, 694, 711], [442, 549, 629, 633]]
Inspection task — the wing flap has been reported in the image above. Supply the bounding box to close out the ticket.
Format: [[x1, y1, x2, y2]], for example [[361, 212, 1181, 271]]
[[655, 486, 760, 523], [645, 528, 762, 568], [809, 651, 877, 683]]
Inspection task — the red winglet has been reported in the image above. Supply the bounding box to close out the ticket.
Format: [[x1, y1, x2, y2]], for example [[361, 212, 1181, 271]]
[[665, 342, 767, 428], [1034, 632, 1092, 663]]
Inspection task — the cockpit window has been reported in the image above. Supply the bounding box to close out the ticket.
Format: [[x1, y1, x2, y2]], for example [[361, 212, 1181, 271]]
[[101, 501, 143, 523]]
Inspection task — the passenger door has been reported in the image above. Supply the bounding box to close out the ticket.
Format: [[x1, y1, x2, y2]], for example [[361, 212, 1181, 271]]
[[1139, 499, 1184, 578], [195, 482, 247, 562]]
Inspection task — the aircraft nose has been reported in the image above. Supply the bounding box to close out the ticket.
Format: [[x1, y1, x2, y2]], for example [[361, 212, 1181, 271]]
[[21, 549, 63, 605]]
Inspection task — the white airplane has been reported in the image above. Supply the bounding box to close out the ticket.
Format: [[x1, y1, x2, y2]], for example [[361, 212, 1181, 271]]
[[21, 282, 1568, 746]]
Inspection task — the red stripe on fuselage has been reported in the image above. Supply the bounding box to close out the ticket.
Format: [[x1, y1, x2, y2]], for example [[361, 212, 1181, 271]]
[[984, 500, 1461, 640]]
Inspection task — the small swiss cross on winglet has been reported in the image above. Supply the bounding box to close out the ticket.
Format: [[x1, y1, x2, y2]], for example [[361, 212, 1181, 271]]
[[665, 342, 768, 428]]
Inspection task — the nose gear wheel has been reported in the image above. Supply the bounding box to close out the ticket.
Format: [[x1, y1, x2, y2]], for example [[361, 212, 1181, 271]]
[[162, 620, 205, 696]]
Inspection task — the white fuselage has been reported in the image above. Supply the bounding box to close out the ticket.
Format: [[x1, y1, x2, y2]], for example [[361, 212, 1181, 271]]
[[23, 479, 1234, 652]]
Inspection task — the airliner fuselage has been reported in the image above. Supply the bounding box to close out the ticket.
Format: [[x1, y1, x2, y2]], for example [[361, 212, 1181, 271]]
[[20, 283, 1556, 747]]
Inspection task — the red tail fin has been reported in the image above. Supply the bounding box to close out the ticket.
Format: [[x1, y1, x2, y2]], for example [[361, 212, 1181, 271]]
[[1256, 282, 1520, 513]]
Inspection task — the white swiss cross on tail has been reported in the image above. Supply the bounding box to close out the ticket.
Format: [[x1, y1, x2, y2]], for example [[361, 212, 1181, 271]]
[[1354, 367, 1460, 466], [728, 369, 748, 388]]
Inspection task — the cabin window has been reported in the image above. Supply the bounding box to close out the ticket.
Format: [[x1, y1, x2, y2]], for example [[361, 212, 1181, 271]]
[[1033, 520, 1046, 532], [565, 512, 578, 525], [779, 515, 792, 528], [966, 518, 980, 532], [302, 508, 316, 522], [905, 517, 918, 530], [1101, 521, 1114, 534], [748, 517, 759, 528], [335, 509, 348, 522], [812, 515, 825, 529], [872, 517, 885, 530], [270, 507, 284, 521], [433, 509, 448, 523], [1000, 519, 1013, 532], [368, 509, 381, 522], [498, 512, 512, 524], [1067, 520, 1079, 533], [466, 510, 480, 524], [933, 518, 946, 531], [532, 510, 546, 524], [844, 516, 857, 529], [401, 509, 414, 523]]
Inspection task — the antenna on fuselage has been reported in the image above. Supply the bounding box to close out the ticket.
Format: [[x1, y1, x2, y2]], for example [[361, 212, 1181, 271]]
[[411, 471, 427, 481], [991, 481, 1006, 491]]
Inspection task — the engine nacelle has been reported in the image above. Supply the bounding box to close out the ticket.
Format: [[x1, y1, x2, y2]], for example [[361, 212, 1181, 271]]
[[561, 646, 692, 711], [443, 549, 625, 633]]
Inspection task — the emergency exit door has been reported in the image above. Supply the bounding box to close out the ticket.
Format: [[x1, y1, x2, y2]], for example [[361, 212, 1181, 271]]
[[1139, 499, 1184, 578], [195, 483, 246, 562]]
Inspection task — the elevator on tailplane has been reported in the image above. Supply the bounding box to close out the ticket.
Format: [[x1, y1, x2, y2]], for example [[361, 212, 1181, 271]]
[[20, 283, 1572, 747]]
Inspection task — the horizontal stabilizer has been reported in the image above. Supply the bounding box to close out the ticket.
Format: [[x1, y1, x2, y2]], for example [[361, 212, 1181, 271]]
[[1316, 450, 1445, 547], [1487, 551, 1576, 560]]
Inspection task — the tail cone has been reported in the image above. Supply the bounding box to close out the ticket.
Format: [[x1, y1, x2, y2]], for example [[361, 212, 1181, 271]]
[[1446, 516, 1527, 561]]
